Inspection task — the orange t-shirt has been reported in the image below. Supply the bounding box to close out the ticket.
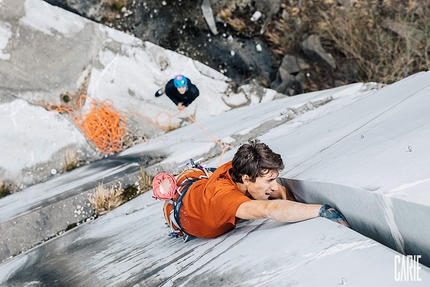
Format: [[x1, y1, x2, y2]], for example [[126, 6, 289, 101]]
[[165, 161, 251, 238]]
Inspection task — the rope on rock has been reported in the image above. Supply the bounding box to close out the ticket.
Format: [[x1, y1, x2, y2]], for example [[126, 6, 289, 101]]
[[49, 94, 230, 165], [48, 95, 127, 154], [182, 108, 229, 166], [126, 110, 181, 132]]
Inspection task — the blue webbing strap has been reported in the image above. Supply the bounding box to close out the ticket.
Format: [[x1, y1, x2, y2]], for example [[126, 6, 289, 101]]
[[168, 165, 217, 241], [172, 177, 199, 239]]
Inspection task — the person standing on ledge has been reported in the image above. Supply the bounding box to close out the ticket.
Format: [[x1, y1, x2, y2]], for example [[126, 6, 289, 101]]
[[155, 75, 200, 110]]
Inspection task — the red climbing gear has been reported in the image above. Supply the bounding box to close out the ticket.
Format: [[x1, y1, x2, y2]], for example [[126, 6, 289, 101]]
[[152, 172, 177, 200]]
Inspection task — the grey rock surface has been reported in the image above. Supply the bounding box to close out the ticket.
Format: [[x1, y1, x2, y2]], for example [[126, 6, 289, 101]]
[[0, 0, 282, 190], [1, 72, 430, 285], [43, 0, 110, 21], [3, 191, 429, 286], [1, 0, 430, 285], [271, 54, 309, 96], [201, 0, 218, 35], [0, 98, 98, 188], [302, 34, 336, 70]]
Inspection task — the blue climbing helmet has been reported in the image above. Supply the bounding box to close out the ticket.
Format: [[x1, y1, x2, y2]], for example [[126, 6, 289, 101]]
[[174, 75, 188, 88]]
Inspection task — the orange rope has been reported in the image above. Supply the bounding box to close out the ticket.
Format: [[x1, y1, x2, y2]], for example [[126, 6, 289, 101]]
[[125, 110, 181, 132], [48, 95, 126, 154], [49, 95, 230, 165], [182, 109, 230, 166]]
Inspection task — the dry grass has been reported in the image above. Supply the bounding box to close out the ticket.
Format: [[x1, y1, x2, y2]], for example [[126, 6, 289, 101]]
[[217, 8, 247, 32], [88, 182, 124, 216], [263, 23, 293, 56], [122, 131, 147, 149], [165, 122, 181, 132], [88, 168, 153, 215], [63, 148, 79, 172], [261, 0, 430, 86], [0, 181, 13, 198], [320, 1, 430, 83], [138, 167, 153, 192], [262, 3, 301, 57]]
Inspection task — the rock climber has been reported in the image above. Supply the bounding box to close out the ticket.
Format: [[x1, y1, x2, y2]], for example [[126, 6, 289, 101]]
[[155, 75, 200, 110], [154, 139, 350, 239]]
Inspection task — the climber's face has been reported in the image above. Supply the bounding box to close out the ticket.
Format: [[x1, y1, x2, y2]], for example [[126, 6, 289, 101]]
[[177, 86, 186, 94]]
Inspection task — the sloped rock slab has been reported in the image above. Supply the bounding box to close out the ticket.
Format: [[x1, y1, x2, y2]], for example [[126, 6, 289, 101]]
[[1, 191, 429, 286]]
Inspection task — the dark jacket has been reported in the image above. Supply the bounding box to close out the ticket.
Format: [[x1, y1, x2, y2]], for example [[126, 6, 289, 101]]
[[165, 77, 200, 107]]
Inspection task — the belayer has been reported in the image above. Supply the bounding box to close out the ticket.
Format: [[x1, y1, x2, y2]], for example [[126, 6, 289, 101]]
[[153, 139, 350, 240], [155, 74, 200, 110]]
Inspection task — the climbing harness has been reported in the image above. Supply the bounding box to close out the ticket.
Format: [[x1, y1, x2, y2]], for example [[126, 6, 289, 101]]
[[152, 158, 215, 242], [167, 176, 202, 241]]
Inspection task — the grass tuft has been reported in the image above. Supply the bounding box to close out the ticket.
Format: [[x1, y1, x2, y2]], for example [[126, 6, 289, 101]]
[[0, 181, 18, 198], [217, 8, 247, 32], [88, 168, 153, 216], [63, 148, 79, 172], [260, 0, 430, 88], [88, 183, 124, 216], [0, 181, 12, 198], [138, 167, 153, 192], [165, 122, 181, 132]]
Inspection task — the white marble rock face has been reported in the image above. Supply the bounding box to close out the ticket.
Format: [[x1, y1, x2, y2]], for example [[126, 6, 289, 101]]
[[0, 0, 430, 286], [0, 0, 278, 189]]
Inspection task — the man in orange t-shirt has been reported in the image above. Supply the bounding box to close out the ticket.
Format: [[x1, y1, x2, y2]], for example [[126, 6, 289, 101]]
[[163, 140, 349, 239]]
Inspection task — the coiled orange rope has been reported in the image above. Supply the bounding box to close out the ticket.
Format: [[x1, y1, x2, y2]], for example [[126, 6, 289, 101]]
[[49, 94, 230, 165], [48, 95, 127, 154]]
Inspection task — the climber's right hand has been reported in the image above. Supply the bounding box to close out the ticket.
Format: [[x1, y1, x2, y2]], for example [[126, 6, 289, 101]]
[[319, 204, 350, 228]]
